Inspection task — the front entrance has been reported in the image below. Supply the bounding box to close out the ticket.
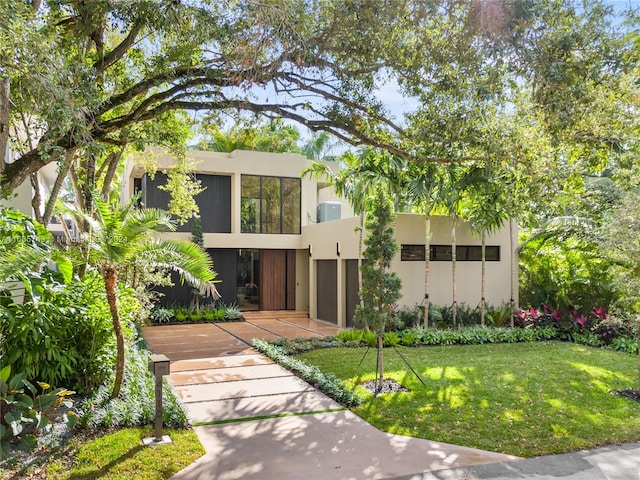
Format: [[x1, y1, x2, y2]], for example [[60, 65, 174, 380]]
[[259, 249, 296, 310], [236, 249, 296, 311]]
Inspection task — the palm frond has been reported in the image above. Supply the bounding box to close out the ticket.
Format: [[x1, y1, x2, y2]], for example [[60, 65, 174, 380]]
[[138, 239, 220, 298]]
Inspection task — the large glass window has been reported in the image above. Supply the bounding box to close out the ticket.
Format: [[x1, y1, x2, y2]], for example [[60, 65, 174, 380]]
[[241, 175, 301, 234]]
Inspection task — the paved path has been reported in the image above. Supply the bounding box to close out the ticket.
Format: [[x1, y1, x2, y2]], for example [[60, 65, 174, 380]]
[[142, 313, 640, 480], [142, 313, 517, 479]]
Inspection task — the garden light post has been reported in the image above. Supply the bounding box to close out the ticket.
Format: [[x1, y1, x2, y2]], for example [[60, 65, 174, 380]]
[[143, 354, 172, 446]]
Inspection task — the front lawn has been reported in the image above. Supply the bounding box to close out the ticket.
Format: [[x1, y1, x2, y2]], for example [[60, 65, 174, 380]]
[[297, 341, 640, 457], [44, 427, 204, 480]]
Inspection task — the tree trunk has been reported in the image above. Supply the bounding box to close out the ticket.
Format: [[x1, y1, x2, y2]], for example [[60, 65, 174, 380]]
[[0, 78, 9, 176], [377, 333, 384, 392], [81, 152, 97, 213], [358, 211, 365, 309], [451, 217, 457, 328], [100, 148, 125, 201], [509, 217, 518, 327], [104, 267, 126, 399], [481, 233, 486, 327], [424, 214, 431, 328], [42, 152, 74, 225], [30, 173, 43, 223]]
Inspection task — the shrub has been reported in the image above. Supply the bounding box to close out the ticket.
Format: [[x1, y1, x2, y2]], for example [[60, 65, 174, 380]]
[[0, 270, 121, 394], [486, 304, 513, 327], [150, 307, 173, 324], [400, 330, 419, 347], [610, 335, 638, 354], [362, 329, 377, 347], [77, 337, 187, 429], [395, 304, 424, 329], [224, 304, 242, 320], [0, 366, 76, 455], [253, 339, 362, 407], [382, 331, 400, 347], [337, 329, 364, 343]]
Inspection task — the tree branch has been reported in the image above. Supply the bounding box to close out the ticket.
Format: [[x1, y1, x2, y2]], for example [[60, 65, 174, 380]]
[[93, 21, 144, 74], [42, 150, 74, 226]]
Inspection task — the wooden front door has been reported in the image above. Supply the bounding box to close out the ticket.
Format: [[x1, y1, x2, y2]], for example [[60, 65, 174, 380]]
[[260, 249, 296, 310]]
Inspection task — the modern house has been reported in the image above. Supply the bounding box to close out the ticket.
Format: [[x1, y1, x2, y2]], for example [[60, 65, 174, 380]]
[[122, 149, 517, 328]]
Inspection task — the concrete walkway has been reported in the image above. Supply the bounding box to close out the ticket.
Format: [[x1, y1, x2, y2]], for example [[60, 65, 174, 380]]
[[142, 312, 517, 479], [142, 312, 640, 480]]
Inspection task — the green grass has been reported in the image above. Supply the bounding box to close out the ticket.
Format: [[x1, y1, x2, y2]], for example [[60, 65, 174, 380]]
[[297, 341, 640, 457], [44, 427, 205, 480]]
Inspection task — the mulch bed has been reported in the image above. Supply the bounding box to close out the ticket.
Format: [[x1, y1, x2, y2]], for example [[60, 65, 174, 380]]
[[360, 379, 409, 396], [611, 389, 640, 404]]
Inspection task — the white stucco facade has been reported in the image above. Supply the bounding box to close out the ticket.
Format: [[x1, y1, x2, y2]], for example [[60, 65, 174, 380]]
[[124, 149, 517, 327]]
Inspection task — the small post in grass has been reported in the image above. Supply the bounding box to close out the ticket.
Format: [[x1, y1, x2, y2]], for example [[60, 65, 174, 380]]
[[143, 353, 172, 446]]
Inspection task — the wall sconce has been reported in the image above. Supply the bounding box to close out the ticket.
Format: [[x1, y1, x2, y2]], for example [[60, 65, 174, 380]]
[[308, 244, 313, 258], [336, 242, 341, 257]]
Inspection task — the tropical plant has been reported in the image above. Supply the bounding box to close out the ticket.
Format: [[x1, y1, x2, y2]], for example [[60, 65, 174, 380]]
[[464, 162, 509, 326], [224, 304, 242, 321], [353, 188, 402, 392], [69, 193, 219, 398], [1, 270, 122, 393], [150, 307, 173, 324], [0, 365, 76, 455], [77, 341, 188, 429]]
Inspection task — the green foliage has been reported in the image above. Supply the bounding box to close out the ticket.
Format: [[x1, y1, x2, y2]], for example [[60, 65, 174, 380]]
[[382, 331, 400, 347], [158, 152, 205, 225], [0, 270, 121, 393], [77, 341, 187, 429], [198, 119, 302, 154], [224, 304, 242, 320], [519, 232, 615, 314], [336, 329, 364, 343], [354, 188, 402, 334], [361, 329, 378, 347], [400, 329, 419, 347], [267, 336, 336, 355], [0, 366, 76, 456], [252, 339, 362, 407], [486, 303, 513, 328], [150, 307, 173, 324], [610, 336, 638, 355]]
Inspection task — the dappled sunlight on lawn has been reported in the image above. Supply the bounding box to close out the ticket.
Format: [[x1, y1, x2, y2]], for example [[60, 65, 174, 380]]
[[299, 342, 640, 457]]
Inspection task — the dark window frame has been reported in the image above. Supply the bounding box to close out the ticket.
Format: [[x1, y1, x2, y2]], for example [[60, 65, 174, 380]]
[[241, 174, 301, 234], [400, 244, 501, 262]]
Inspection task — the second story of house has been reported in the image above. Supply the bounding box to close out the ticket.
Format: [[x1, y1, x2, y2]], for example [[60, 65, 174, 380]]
[[121, 149, 353, 250]]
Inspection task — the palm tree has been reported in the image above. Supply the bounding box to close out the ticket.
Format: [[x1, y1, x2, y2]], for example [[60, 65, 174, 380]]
[[407, 161, 442, 327], [465, 163, 509, 326], [302, 148, 409, 317], [301, 131, 337, 161], [72, 194, 218, 398], [440, 163, 485, 327]]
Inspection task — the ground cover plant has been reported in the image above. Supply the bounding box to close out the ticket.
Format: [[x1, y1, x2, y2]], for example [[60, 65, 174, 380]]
[[297, 342, 640, 458], [10, 427, 204, 480]]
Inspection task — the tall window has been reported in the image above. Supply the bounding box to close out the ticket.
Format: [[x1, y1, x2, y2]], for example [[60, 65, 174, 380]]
[[241, 175, 301, 234]]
